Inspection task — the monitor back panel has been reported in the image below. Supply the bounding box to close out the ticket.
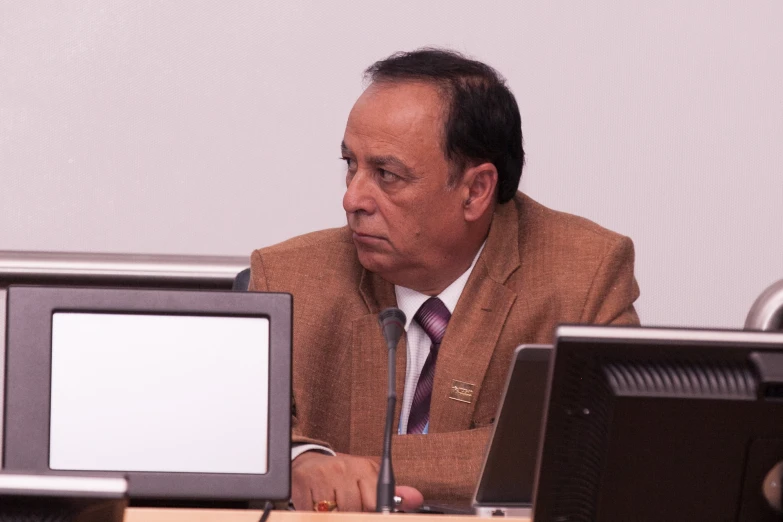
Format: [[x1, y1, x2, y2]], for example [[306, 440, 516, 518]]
[[533, 325, 783, 522]]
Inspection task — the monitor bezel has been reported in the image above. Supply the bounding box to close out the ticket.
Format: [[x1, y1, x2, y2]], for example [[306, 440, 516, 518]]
[[3, 285, 291, 502]]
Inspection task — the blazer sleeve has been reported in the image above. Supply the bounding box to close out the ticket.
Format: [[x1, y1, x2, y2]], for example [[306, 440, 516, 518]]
[[579, 235, 641, 326], [389, 427, 491, 501], [249, 250, 334, 449]]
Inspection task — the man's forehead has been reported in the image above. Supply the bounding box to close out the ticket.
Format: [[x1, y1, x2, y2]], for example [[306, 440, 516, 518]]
[[344, 81, 446, 158], [353, 81, 444, 123]]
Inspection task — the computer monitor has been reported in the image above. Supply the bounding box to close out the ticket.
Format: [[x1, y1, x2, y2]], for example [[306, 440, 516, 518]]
[[533, 325, 783, 522], [3, 285, 291, 504]]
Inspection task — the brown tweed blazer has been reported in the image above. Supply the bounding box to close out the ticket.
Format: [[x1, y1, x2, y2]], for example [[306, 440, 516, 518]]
[[249, 192, 640, 501]]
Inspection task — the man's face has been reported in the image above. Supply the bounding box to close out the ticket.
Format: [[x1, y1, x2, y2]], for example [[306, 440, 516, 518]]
[[341, 81, 470, 290]]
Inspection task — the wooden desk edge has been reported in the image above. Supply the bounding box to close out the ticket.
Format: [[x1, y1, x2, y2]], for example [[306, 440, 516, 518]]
[[124, 507, 531, 522]]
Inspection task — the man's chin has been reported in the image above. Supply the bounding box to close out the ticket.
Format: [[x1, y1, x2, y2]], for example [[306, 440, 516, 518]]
[[355, 249, 393, 276]]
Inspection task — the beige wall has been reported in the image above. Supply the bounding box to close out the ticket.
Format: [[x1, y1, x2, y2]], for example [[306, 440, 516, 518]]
[[1, 1, 782, 328]]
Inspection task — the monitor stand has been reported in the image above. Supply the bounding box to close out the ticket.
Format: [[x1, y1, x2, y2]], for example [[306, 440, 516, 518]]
[[0, 473, 127, 522]]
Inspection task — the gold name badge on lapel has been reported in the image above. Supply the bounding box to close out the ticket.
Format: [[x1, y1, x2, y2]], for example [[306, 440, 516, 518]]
[[449, 380, 475, 403]]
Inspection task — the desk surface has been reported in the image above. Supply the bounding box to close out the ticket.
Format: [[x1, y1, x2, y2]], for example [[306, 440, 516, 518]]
[[124, 508, 531, 522]]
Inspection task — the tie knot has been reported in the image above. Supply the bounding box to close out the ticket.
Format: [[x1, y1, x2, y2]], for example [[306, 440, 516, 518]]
[[414, 297, 451, 346]]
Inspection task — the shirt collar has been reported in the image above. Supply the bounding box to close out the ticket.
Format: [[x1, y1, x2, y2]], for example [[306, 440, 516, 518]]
[[394, 242, 486, 331]]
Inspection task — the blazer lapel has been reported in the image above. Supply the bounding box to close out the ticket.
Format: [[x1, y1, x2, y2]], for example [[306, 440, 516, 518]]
[[349, 269, 407, 455], [429, 200, 522, 432]]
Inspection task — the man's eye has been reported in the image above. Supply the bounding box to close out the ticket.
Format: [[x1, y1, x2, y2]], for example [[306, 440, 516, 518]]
[[341, 157, 355, 169], [379, 169, 398, 182]]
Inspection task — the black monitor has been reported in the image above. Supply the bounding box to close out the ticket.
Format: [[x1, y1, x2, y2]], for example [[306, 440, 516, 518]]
[[3, 285, 291, 505], [533, 325, 783, 522]]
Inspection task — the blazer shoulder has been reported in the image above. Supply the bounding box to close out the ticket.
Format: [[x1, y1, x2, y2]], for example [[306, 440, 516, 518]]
[[249, 226, 362, 293], [511, 193, 636, 297], [505, 193, 639, 324], [516, 193, 632, 253], [255, 226, 353, 255]]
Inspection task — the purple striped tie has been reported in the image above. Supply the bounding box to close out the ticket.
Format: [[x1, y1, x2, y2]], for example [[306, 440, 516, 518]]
[[407, 297, 451, 435]]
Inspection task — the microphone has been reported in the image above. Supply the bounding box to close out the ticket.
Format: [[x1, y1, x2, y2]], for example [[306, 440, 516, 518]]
[[376, 307, 406, 513], [379, 307, 406, 350]]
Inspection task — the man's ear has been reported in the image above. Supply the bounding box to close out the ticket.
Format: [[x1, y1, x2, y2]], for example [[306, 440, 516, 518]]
[[461, 162, 498, 222]]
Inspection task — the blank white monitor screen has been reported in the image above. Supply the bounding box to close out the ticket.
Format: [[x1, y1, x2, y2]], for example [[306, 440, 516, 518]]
[[49, 313, 269, 474]]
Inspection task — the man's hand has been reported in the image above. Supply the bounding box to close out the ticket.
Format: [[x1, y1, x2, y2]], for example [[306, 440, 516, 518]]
[[291, 451, 423, 512]]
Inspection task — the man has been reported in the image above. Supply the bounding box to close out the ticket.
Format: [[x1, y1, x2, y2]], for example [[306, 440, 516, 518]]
[[249, 48, 640, 512]]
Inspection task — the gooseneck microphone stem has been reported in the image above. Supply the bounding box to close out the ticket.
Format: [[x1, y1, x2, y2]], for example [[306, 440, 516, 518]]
[[377, 339, 397, 513], [376, 308, 406, 514]]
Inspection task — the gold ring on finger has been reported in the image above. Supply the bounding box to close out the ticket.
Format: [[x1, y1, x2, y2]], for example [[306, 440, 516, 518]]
[[314, 500, 338, 512]]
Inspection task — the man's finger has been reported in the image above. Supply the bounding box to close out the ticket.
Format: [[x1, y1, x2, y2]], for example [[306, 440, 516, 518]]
[[309, 488, 338, 512], [335, 482, 363, 512], [358, 478, 377, 512], [290, 483, 313, 512], [395, 485, 424, 512]]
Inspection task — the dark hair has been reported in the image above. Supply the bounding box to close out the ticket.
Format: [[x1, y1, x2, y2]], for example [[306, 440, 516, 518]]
[[365, 48, 524, 204]]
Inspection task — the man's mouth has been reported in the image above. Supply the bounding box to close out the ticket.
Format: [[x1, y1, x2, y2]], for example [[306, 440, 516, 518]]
[[352, 231, 386, 244]]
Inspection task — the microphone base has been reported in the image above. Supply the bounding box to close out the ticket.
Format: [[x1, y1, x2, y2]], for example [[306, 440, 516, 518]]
[[376, 483, 396, 513]]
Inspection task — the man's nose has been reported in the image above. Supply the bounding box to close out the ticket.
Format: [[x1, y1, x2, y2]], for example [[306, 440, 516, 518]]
[[343, 170, 377, 215]]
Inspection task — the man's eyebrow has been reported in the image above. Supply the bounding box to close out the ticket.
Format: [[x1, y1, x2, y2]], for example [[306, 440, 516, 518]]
[[367, 155, 413, 175], [340, 142, 413, 175]]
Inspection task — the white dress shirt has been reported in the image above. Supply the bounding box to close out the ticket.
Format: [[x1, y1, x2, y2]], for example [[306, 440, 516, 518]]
[[394, 244, 484, 434], [292, 244, 484, 458]]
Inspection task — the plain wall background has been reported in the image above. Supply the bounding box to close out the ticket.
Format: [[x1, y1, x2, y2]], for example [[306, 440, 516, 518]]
[[2, 1, 782, 328]]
